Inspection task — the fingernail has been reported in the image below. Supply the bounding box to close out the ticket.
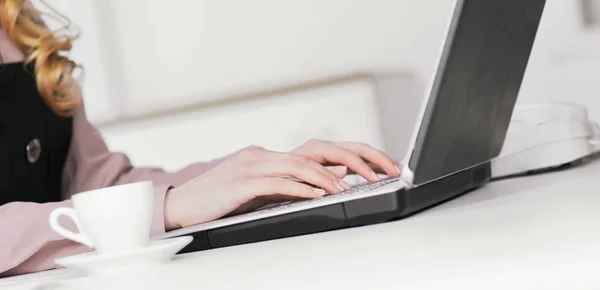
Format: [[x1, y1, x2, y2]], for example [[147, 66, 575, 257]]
[[340, 180, 351, 190], [395, 164, 402, 175], [333, 180, 345, 192], [370, 172, 380, 182], [313, 188, 326, 196]]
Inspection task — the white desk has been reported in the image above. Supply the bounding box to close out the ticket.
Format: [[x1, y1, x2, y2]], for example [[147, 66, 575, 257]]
[[3, 159, 600, 290]]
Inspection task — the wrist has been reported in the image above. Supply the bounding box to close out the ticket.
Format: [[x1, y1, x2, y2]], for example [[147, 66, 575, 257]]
[[164, 186, 182, 231]]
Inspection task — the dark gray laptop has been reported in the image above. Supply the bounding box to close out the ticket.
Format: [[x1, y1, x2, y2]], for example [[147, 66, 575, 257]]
[[160, 0, 547, 251]]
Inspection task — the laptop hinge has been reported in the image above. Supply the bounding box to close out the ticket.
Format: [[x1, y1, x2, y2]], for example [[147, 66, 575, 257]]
[[400, 164, 415, 188]]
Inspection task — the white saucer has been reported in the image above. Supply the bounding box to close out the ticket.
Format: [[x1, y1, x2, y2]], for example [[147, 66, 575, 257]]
[[54, 236, 193, 275]]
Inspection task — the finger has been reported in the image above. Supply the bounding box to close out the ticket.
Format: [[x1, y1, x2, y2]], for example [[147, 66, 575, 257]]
[[310, 142, 381, 183], [235, 147, 343, 182], [247, 160, 345, 193], [326, 165, 348, 179], [346, 162, 387, 175], [240, 177, 327, 201], [337, 142, 401, 177], [256, 150, 343, 182], [307, 159, 345, 181], [284, 176, 349, 190]]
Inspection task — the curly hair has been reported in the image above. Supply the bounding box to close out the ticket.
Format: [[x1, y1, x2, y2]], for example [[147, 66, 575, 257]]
[[0, 0, 81, 116]]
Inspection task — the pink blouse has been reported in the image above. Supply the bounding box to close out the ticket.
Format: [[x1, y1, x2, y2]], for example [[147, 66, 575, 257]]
[[0, 31, 227, 276]]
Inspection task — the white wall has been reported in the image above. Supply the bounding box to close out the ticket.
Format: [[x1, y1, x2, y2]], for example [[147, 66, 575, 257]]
[[518, 0, 600, 117], [105, 0, 455, 122], [45, 0, 600, 123], [39, 0, 600, 170], [44, 0, 455, 123], [99, 77, 390, 171], [98, 72, 422, 171]]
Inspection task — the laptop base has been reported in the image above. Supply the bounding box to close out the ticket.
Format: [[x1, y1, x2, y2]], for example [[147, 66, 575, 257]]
[[175, 162, 492, 254]]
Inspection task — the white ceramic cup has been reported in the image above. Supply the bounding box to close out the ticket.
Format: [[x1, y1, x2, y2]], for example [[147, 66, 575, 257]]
[[49, 181, 154, 254]]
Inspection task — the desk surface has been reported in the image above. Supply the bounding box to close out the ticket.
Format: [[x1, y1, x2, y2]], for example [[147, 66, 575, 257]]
[[3, 159, 600, 290]]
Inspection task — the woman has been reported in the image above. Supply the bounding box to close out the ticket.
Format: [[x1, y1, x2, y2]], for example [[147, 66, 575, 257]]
[[0, 0, 401, 276]]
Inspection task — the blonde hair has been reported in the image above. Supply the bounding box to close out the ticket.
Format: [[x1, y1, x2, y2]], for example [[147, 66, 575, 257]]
[[0, 0, 80, 117]]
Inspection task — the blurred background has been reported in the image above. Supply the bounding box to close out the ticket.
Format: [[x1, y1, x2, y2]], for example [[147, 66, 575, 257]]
[[41, 0, 600, 172]]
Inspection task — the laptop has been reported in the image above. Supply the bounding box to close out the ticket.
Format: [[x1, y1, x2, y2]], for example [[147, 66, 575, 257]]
[[159, 0, 547, 251]]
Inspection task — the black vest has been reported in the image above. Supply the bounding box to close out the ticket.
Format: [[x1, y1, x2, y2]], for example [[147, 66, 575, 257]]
[[0, 62, 73, 205]]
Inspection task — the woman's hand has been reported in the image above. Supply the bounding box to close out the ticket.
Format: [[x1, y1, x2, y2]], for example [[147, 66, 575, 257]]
[[291, 139, 401, 183], [163, 146, 351, 230]]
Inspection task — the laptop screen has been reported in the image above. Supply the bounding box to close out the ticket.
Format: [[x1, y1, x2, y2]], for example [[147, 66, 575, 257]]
[[408, 0, 547, 185]]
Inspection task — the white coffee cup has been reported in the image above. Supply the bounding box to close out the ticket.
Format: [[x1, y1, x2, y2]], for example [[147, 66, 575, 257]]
[[49, 181, 154, 254]]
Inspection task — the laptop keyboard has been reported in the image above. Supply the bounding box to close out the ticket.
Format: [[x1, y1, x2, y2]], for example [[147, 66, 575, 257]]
[[158, 177, 405, 238], [253, 177, 402, 214]]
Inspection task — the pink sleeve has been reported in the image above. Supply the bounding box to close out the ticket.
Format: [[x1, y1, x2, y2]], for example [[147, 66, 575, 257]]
[[0, 100, 231, 276]]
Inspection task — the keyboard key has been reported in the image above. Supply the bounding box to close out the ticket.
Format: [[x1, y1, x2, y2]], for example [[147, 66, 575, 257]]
[[252, 177, 401, 215]]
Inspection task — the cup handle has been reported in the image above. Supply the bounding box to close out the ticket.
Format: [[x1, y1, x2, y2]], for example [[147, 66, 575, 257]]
[[49, 207, 94, 248]]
